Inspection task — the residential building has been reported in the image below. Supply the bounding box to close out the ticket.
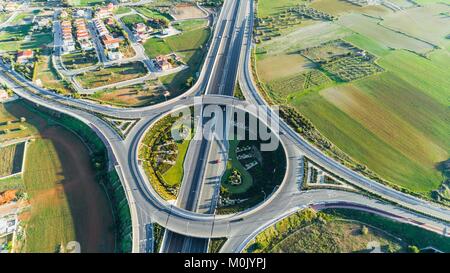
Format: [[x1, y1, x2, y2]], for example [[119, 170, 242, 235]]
[[155, 55, 172, 71], [16, 50, 34, 64]]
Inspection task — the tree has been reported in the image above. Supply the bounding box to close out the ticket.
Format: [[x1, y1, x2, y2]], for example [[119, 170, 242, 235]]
[[408, 245, 420, 253]]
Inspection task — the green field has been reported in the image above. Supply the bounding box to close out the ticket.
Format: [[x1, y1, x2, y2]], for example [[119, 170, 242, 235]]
[[68, 0, 106, 6], [75, 62, 148, 89], [134, 6, 172, 21], [291, 50, 449, 194], [254, 0, 450, 198], [172, 19, 208, 32], [0, 24, 53, 51], [121, 14, 146, 30], [61, 51, 98, 70]]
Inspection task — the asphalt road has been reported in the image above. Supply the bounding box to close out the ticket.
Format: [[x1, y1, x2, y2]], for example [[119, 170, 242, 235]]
[[1, 0, 449, 254]]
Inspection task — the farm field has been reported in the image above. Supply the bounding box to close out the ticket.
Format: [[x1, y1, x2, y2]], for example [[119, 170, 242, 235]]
[[254, 0, 450, 197], [310, 0, 391, 16], [75, 62, 148, 89], [0, 142, 25, 178], [0, 25, 53, 52], [337, 13, 435, 55], [379, 3, 450, 49], [0, 101, 115, 252]]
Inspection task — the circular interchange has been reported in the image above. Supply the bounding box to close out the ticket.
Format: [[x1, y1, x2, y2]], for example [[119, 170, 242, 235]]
[[134, 100, 289, 221]]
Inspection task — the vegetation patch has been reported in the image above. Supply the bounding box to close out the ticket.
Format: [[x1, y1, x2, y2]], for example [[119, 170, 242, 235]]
[[75, 62, 148, 89], [139, 109, 193, 200]]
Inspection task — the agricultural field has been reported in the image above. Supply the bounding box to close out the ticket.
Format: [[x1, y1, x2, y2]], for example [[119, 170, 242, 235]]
[[338, 13, 435, 55], [75, 61, 148, 89], [0, 101, 115, 252], [379, 3, 450, 49], [0, 24, 53, 52], [0, 142, 25, 178], [310, 0, 391, 16], [254, 0, 450, 198]]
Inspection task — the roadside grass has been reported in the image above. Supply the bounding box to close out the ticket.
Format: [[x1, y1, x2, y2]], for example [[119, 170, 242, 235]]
[[326, 208, 450, 252], [246, 208, 450, 253], [75, 62, 148, 89], [270, 220, 403, 253], [34, 54, 72, 94], [0, 25, 53, 51]]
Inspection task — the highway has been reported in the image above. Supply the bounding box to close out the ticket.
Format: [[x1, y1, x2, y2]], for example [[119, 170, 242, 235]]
[[161, 0, 247, 253], [0, 0, 448, 254]]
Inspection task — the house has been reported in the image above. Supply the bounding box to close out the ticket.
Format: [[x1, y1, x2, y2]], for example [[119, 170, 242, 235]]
[[106, 17, 115, 26], [155, 55, 172, 71], [107, 50, 123, 60], [16, 50, 34, 64], [135, 23, 147, 34], [96, 7, 110, 18], [37, 17, 51, 27], [107, 3, 115, 12], [80, 40, 93, 50], [102, 35, 120, 49]]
